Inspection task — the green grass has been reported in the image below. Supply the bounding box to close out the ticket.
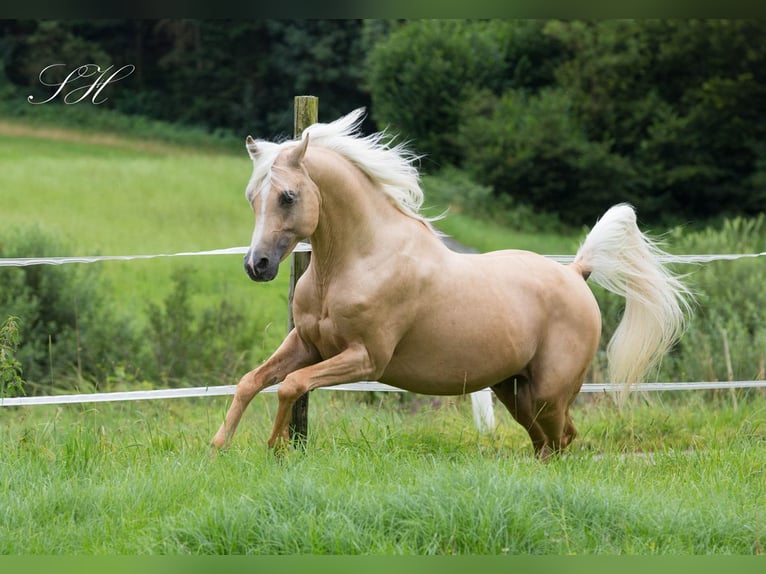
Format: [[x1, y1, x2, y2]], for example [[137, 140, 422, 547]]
[[1, 390, 763, 554], [0, 133, 254, 302]]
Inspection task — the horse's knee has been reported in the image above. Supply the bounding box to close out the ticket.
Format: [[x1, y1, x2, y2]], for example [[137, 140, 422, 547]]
[[277, 376, 308, 403], [234, 372, 260, 403]]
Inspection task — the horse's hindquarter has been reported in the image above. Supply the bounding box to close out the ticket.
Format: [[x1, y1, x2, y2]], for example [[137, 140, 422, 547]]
[[381, 249, 602, 394]]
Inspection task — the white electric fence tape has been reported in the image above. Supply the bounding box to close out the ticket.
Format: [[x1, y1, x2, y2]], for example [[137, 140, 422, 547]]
[[0, 244, 765, 267], [0, 242, 312, 267], [2, 381, 765, 408]]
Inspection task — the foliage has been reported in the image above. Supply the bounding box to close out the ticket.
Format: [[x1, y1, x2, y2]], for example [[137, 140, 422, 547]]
[[9, 20, 113, 88], [0, 230, 274, 392], [367, 19, 766, 225], [661, 216, 766, 383], [365, 20, 562, 167], [4, 19, 766, 224], [1, 20, 372, 138], [143, 268, 263, 387], [458, 87, 637, 225], [0, 315, 24, 397], [540, 20, 766, 224], [0, 227, 139, 391]]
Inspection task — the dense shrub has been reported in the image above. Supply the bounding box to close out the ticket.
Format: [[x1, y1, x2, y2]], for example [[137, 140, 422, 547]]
[[365, 20, 556, 167], [143, 268, 261, 387], [0, 228, 269, 392], [458, 88, 637, 225], [367, 19, 766, 225], [1, 315, 23, 397], [662, 216, 766, 383], [0, 227, 138, 392], [535, 20, 766, 223]]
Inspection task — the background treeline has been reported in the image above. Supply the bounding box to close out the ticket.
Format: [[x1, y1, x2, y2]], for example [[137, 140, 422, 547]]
[[2, 19, 766, 225]]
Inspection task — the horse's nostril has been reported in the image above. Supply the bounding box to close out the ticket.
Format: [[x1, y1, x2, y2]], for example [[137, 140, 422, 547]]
[[255, 257, 270, 271]]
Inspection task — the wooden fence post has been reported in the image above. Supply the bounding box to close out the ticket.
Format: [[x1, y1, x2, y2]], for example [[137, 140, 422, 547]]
[[288, 95, 317, 450]]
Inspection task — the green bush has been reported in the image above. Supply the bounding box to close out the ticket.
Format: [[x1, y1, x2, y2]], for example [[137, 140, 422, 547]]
[[544, 20, 766, 223], [0, 228, 272, 392], [421, 166, 563, 233], [368, 19, 766, 226], [1, 315, 24, 397], [662, 216, 766, 383], [366, 20, 510, 166], [459, 88, 637, 225], [143, 267, 267, 387], [0, 226, 138, 391]]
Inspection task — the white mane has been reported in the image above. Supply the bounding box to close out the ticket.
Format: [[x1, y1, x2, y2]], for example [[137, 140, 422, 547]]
[[246, 108, 436, 226]]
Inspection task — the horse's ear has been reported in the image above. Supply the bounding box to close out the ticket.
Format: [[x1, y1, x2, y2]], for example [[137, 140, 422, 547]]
[[245, 135, 258, 160], [287, 133, 310, 167]]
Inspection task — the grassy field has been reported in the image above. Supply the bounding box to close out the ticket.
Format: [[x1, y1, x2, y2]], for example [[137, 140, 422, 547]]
[[0, 128, 263, 310], [1, 120, 764, 555], [0, 390, 764, 554]]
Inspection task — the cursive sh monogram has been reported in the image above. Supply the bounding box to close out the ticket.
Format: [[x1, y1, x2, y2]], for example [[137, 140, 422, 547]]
[[28, 64, 135, 105]]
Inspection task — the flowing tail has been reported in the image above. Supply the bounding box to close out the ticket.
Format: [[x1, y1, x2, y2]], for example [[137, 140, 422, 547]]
[[574, 204, 693, 395]]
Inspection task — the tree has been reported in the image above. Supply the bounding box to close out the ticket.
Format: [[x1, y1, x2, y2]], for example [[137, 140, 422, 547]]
[[1, 20, 372, 138], [366, 21, 504, 166], [460, 88, 636, 225], [458, 20, 766, 224], [545, 20, 766, 221]]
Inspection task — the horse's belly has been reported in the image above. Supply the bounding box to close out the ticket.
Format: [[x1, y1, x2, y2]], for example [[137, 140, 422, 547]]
[[379, 366, 517, 395], [379, 312, 536, 395]]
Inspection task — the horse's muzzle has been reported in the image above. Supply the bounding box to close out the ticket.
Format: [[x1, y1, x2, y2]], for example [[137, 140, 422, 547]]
[[244, 252, 278, 282]]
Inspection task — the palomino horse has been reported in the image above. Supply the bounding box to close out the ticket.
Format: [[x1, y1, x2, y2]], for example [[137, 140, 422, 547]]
[[211, 108, 692, 459]]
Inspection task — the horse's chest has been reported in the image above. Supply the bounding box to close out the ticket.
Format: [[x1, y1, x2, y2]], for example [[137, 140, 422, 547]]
[[295, 308, 348, 360]]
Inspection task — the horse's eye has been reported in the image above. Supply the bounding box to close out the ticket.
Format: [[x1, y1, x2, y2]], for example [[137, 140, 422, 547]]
[[279, 190, 296, 207]]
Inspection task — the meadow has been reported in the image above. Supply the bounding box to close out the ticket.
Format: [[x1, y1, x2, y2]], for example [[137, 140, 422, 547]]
[[0, 120, 764, 556], [1, 390, 764, 554]]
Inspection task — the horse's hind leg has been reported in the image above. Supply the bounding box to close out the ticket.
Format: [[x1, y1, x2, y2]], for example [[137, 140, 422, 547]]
[[532, 368, 587, 459], [561, 411, 578, 449], [491, 376, 547, 455], [534, 399, 568, 460], [493, 373, 583, 460]]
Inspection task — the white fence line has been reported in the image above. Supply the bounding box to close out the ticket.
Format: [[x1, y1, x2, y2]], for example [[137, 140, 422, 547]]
[[0, 243, 310, 267], [1, 243, 766, 267], [2, 380, 764, 408]]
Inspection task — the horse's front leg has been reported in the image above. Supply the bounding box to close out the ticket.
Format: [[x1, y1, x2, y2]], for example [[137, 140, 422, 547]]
[[267, 343, 380, 450], [211, 329, 317, 451]]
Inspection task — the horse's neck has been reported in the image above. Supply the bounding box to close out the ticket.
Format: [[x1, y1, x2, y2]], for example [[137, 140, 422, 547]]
[[305, 151, 419, 273]]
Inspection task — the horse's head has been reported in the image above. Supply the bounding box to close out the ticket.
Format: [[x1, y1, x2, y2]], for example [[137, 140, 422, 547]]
[[243, 135, 320, 282]]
